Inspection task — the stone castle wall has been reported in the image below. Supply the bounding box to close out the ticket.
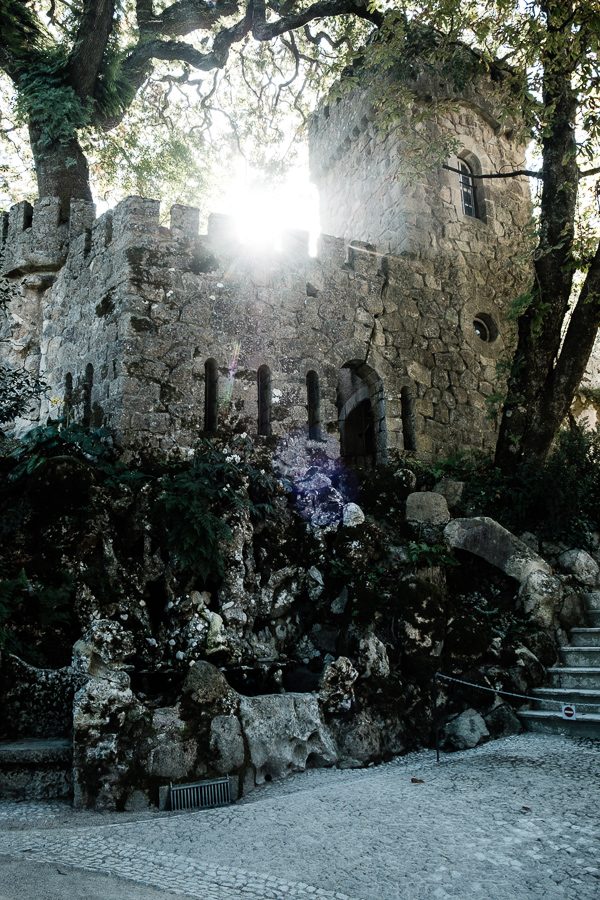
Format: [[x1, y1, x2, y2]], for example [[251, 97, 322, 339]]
[[1, 187, 531, 459]]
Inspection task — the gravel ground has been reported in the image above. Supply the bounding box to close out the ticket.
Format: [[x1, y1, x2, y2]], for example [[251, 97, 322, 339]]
[[0, 733, 598, 899]]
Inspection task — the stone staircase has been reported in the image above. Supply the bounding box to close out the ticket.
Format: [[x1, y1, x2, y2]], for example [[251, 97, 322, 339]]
[[0, 737, 73, 800], [519, 591, 600, 736], [0, 738, 73, 801]]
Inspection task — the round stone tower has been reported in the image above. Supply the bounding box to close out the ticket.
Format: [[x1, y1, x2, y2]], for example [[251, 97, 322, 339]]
[[308, 46, 533, 454]]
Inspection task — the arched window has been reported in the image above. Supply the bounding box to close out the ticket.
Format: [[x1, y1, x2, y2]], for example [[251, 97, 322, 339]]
[[306, 370, 322, 440], [204, 358, 218, 432], [257, 365, 272, 436], [459, 160, 477, 218], [64, 372, 73, 423], [400, 386, 417, 451], [82, 363, 93, 428]]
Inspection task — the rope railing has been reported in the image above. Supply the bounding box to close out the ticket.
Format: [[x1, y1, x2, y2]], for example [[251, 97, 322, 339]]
[[432, 671, 557, 763]]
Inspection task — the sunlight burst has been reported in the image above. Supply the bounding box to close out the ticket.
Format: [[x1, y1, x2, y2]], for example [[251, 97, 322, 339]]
[[218, 162, 320, 255]]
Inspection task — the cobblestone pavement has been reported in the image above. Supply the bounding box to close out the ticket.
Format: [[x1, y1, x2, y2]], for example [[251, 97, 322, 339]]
[[0, 733, 598, 899]]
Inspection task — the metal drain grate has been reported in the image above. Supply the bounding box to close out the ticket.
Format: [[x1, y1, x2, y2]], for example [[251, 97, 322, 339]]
[[169, 776, 232, 811]]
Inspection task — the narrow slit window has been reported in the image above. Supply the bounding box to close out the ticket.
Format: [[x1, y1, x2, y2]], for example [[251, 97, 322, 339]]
[[82, 363, 93, 428], [459, 161, 477, 218], [204, 358, 218, 432], [306, 370, 322, 440], [64, 372, 73, 423], [401, 387, 417, 451], [257, 365, 272, 436]]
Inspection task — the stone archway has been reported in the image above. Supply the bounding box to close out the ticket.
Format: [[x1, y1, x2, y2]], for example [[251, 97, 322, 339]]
[[337, 361, 386, 466]]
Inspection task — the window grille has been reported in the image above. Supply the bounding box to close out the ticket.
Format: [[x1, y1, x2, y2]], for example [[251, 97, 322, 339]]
[[169, 776, 232, 811], [459, 161, 477, 218]]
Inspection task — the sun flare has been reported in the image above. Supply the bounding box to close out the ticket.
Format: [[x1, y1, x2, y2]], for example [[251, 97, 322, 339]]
[[218, 161, 320, 255]]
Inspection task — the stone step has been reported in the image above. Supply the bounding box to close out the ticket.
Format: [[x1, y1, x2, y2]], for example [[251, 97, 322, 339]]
[[518, 709, 600, 738], [548, 667, 600, 689], [570, 628, 600, 647], [588, 610, 600, 626], [531, 691, 600, 715], [583, 590, 600, 611], [0, 738, 72, 801], [560, 646, 600, 667]]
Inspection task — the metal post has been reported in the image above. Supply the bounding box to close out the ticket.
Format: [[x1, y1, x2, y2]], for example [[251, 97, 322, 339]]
[[433, 672, 440, 764]]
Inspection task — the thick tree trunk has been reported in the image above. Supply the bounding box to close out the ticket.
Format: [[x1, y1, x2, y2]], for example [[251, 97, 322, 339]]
[[494, 0, 581, 472], [29, 123, 93, 219]]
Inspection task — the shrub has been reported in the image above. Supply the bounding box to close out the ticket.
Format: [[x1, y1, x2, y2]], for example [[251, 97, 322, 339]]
[[416, 423, 600, 543]]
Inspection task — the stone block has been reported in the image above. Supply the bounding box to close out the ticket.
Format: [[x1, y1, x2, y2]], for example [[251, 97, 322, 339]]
[[406, 491, 451, 527], [170, 204, 199, 241]]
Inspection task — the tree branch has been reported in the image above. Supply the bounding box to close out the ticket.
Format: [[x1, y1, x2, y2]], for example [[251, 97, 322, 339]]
[[97, 0, 379, 130], [137, 0, 241, 37], [95, 11, 252, 129], [550, 240, 600, 421], [251, 0, 382, 40], [0, 0, 48, 81], [443, 163, 542, 180], [68, 0, 118, 99]]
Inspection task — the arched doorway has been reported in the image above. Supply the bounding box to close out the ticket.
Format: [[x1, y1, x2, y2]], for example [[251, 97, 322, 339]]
[[337, 361, 386, 466]]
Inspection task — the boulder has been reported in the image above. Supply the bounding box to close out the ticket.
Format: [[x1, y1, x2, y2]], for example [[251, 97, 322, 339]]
[[309, 487, 345, 529], [342, 502, 366, 527], [148, 707, 198, 780], [73, 619, 136, 671], [519, 532, 540, 553], [319, 656, 359, 713], [441, 708, 489, 751], [72, 674, 151, 810], [518, 569, 563, 628], [209, 714, 245, 774], [506, 646, 545, 694], [557, 586, 586, 631], [393, 468, 417, 493], [203, 609, 228, 655], [298, 469, 333, 494], [180, 660, 238, 717], [307, 565, 325, 600], [239, 693, 337, 785], [358, 633, 390, 679], [330, 709, 383, 767], [483, 703, 523, 738], [406, 491, 451, 528], [433, 478, 465, 511], [444, 517, 551, 583], [331, 586, 349, 615], [557, 549, 600, 587]]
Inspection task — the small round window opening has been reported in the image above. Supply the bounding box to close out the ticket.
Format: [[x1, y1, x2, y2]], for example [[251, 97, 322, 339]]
[[473, 313, 499, 344]]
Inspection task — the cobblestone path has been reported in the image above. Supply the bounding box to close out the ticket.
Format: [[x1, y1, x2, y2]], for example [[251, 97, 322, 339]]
[[0, 734, 598, 899]]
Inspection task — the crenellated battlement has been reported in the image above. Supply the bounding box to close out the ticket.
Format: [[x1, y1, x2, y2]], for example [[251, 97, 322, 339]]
[[0, 184, 529, 460], [1, 194, 389, 286], [0, 197, 96, 278]]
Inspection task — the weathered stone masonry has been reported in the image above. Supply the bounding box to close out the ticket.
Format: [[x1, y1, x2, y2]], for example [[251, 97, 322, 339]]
[[0, 66, 534, 460]]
